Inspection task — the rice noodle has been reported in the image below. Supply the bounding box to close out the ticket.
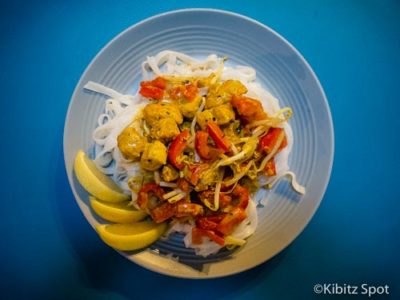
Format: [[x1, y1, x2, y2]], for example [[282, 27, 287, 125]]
[[162, 188, 183, 200], [212, 181, 221, 211], [154, 171, 160, 184], [264, 171, 306, 195], [167, 192, 187, 203], [159, 181, 177, 188], [190, 97, 206, 137], [230, 143, 239, 155], [252, 126, 269, 138], [84, 81, 137, 105]]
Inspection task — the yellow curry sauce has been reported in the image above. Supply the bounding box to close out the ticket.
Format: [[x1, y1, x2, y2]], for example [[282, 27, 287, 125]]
[[117, 74, 290, 246]]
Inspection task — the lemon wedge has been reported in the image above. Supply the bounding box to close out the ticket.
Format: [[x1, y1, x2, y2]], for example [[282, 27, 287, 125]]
[[96, 221, 167, 251], [74, 150, 129, 202], [89, 196, 147, 223]]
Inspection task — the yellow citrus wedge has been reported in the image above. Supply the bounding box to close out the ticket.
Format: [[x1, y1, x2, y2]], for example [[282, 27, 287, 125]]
[[96, 221, 167, 251], [74, 150, 129, 202], [89, 196, 147, 223]]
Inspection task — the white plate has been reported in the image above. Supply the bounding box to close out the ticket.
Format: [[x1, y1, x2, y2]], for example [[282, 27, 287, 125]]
[[64, 9, 334, 278]]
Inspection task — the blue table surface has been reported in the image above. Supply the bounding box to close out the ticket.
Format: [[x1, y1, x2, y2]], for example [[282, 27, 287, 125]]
[[1, 0, 399, 299]]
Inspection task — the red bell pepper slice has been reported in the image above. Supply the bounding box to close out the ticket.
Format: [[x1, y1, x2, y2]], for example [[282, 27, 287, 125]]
[[139, 86, 164, 100], [195, 131, 223, 161], [139, 77, 167, 100], [168, 130, 190, 170], [183, 83, 198, 101], [231, 95, 267, 123], [216, 207, 247, 235], [192, 227, 225, 246], [151, 77, 167, 89], [150, 202, 177, 223], [196, 214, 226, 231], [206, 121, 231, 152], [196, 217, 218, 231], [203, 214, 226, 223], [188, 163, 209, 185], [168, 83, 198, 101], [259, 127, 287, 154], [140, 76, 167, 89]]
